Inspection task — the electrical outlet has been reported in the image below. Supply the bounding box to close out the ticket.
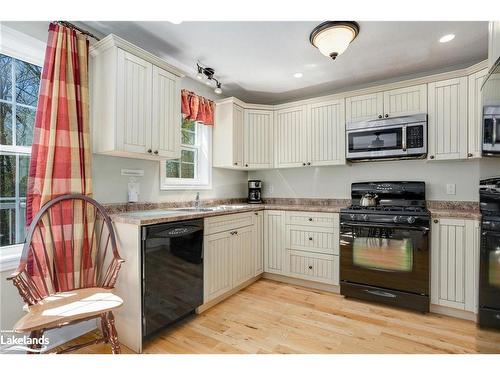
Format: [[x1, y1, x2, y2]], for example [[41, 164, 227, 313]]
[[446, 184, 456, 195]]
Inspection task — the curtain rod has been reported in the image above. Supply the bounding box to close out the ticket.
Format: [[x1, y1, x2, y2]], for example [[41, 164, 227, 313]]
[[54, 21, 101, 41]]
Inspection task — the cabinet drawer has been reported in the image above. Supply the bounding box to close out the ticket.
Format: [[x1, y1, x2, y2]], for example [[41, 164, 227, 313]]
[[204, 212, 253, 235], [286, 225, 338, 255], [285, 211, 339, 228], [286, 250, 339, 285]]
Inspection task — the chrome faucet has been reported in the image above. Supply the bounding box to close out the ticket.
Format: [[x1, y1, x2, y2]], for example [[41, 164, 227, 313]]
[[194, 192, 200, 209]]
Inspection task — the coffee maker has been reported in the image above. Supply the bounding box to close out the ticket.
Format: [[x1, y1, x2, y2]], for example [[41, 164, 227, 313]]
[[248, 180, 262, 204]]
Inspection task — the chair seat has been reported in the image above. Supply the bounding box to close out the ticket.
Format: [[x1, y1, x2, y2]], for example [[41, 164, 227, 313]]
[[13, 287, 123, 333]]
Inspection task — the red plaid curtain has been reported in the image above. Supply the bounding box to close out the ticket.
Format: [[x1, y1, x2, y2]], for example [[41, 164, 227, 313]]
[[25, 23, 92, 292], [181, 89, 215, 125]]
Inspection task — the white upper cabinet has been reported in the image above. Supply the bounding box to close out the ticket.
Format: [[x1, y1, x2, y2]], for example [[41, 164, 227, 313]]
[[152, 66, 181, 159], [431, 218, 480, 313], [90, 34, 183, 160], [488, 21, 500, 69], [427, 77, 468, 160], [383, 84, 427, 118], [345, 92, 384, 122], [468, 69, 488, 158], [233, 105, 245, 167], [275, 106, 308, 168], [213, 101, 244, 168], [244, 109, 274, 168], [309, 99, 346, 166]]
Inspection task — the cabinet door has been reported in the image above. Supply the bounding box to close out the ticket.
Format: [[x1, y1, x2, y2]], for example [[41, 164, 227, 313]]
[[468, 69, 488, 158], [427, 77, 468, 160], [345, 92, 384, 123], [204, 231, 233, 303], [264, 210, 286, 274], [152, 66, 181, 159], [116, 49, 153, 155], [431, 218, 480, 312], [309, 99, 346, 166], [233, 105, 245, 167], [253, 211, 264, 276], [383, 84, 427, 118], [232, 225, 255, 287], [275, 106, 308, 168], [244, 109, 274, 169]]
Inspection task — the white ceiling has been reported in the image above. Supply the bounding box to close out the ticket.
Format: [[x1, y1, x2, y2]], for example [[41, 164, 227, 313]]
[[4, 21, 489, 104]]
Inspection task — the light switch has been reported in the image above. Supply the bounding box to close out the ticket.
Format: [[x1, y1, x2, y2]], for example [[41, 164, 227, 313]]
[[446, 184, 456, 195]]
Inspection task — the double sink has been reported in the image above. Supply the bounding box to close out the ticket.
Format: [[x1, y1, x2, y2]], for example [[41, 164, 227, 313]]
[[128, 204, 248, 218]]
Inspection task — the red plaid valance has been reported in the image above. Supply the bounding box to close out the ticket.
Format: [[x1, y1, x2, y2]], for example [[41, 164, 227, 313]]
[[181, 89, 215, 126]]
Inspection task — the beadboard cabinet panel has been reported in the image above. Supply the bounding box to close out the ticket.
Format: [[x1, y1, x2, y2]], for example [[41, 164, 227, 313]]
[[468, 69, 488, 158], [232, 225, 255, 287], [264, 210, 286, 274], [286, 250, 338, 285], [204, 231, 233, 302], [152, 66, 181, 159], [253, 211, 264, 276], [427, 77, 468, 160], [117, 49, 153, 155], [233, 105, 245, 167], [244, 109, 274, 169], [286, 225, 337, 255], [345, 92, 384, 122], [275, 106, 308, 168], [383, 84, 427, 117], [309, 99, 345, 165], [431, 218, 480, 312]]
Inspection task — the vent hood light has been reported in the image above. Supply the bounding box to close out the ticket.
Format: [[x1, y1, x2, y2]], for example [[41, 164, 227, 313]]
[[309, 21, 360, 60]]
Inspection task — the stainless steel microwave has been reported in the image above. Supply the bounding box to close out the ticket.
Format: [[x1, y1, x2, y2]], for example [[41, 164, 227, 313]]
[[345, 114, 427, 162]]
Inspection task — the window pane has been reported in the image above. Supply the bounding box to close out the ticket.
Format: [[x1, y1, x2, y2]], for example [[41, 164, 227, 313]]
[[15, 59, 41, 106], [16, 106, 36, 146], [182, 129, 195, 145], [1, 102, 13, 145], [0, 154, 15, 198], [19, 155, 30, 197], [166, 160, 180, 178], [0, 54, 12, 101], [181, 149, 195, 163], [182, 119, 196, 131], [0, 205, 16, 246], [181, 162, 195, 179]]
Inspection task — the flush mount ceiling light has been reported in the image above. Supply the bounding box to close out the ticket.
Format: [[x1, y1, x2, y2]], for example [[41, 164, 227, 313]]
[[439, 34, 455, 43], [196, 63, 223, 95], [293, 72, 303, 78], [309, 21, 360, 60]]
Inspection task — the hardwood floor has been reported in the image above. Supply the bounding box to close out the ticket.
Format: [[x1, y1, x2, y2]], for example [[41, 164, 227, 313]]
[[55, 279, 500, 354]]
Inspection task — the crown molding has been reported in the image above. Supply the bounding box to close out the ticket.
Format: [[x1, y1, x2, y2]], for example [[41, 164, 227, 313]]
[[0, 24, 46, 66]]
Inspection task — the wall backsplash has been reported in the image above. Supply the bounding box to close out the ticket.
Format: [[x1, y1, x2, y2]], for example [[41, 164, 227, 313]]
[[249, 159, 500, 202]]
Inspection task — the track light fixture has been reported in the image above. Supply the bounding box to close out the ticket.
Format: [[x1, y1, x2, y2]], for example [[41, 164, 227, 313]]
[[196, 62, 223, 95]]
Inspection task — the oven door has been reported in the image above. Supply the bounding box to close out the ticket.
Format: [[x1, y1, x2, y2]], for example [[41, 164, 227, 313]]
[[479, 229, 500, 309], [340, 221, 429, 295], [346, 125, 406, 159]]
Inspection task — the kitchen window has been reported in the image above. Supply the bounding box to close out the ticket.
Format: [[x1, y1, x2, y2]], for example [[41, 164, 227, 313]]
[[160, 118, 212, 190]]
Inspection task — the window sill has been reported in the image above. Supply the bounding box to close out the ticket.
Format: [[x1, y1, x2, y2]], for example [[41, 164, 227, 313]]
[[0, 244, 23, 272]]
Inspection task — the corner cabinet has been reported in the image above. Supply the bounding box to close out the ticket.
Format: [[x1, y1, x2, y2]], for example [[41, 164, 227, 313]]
[[90, 34, 183, 160], [431, 218, 480, 313], [427, 77, 468, 161], [213, 99, 273, 169]]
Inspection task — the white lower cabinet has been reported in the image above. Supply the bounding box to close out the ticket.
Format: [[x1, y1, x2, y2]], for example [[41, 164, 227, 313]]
[[431, 218, 480, 313], [264, 210, 339, 285], [204, 212, 263, 304]]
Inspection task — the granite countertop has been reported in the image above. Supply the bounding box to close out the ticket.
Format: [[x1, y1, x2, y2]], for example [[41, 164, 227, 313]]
[[108, 198, 482, 226]]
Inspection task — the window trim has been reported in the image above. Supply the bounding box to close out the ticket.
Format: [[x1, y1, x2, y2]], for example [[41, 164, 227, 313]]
[[0, 25, 45, 269], [160, 122, 213, 190]]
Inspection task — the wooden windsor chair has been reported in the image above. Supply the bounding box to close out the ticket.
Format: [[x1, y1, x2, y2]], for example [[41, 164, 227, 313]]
[[7, 194, 125, 354]]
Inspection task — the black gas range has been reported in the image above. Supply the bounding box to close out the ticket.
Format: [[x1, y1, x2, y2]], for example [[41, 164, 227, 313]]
[[340, 181, 430, 312]]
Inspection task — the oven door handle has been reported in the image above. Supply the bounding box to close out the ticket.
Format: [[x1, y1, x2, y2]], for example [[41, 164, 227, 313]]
[[483, 230, 500, 237], [402, 125, 407, 152], [493, 117, 497, 147], [340, 221, 429, 232]]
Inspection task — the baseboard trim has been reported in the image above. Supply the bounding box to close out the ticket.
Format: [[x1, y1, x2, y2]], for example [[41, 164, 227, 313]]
[[430, 304, 477, 322], [262, 272, 340, 294], [196, 274, 263, 314]]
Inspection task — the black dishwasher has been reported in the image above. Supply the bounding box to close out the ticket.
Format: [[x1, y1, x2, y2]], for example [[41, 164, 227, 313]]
[[141, 219, 203, 338]]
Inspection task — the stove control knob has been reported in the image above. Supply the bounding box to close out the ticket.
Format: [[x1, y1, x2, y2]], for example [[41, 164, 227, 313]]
[[362, 214, 369, 221], [350, 214, 356, 220], [407, 216, 416, 224], [393, 216, 399, 223]]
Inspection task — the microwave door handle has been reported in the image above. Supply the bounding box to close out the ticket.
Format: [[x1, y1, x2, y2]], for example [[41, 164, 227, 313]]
[[402, 125, 407, 152], [493, 117, 497, 146]]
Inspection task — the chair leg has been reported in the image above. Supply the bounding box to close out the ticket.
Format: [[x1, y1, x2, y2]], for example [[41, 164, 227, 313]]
[[100, 313, 109, 343], [27, 330, 44, 354], [104, 311, 121, 354]]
